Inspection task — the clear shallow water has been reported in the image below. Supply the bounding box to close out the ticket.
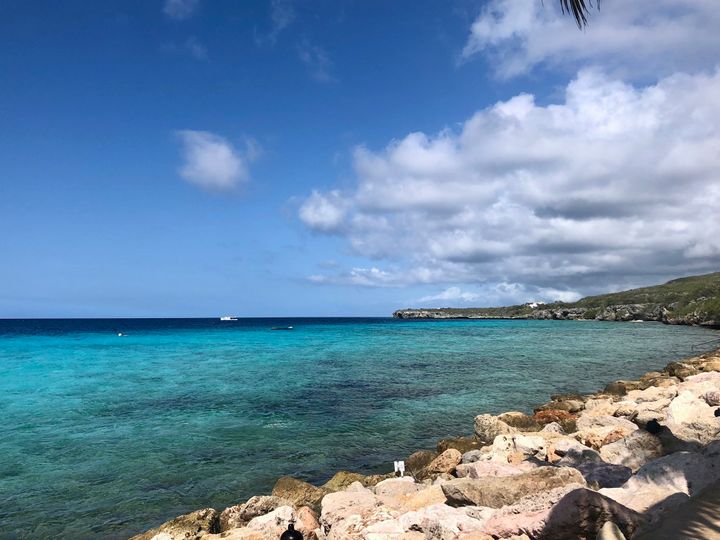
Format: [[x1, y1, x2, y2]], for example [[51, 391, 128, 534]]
[[1, 318, 718, 539]]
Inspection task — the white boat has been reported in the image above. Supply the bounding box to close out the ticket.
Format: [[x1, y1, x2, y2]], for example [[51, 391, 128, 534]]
[[220, 316, 238, 321]]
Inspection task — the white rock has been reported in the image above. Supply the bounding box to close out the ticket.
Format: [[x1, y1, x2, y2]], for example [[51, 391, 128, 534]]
[[599, 430, 664, 472], [600, 451, 718, 520]]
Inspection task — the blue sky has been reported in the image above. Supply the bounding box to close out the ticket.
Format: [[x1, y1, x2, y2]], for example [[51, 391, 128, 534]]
[[1, 0, 719, 317]]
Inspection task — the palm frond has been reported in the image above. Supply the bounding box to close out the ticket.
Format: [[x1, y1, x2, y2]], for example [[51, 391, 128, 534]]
[[559, 0, 599, 28]]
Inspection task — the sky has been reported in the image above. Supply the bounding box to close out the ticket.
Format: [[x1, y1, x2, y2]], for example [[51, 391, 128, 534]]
[[1, 0, 719, 317]]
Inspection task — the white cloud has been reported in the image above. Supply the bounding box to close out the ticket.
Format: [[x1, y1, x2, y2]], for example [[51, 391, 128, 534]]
[[298, 190, 346, 232], [462, 0, 720, 79], [419, 287, 480, 304], [298, 69, 720, 297], [175, 130, 257, 191], [163, 0, 200, 20]]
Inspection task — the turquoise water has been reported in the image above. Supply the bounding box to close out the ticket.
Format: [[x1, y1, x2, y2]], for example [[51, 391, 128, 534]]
[[1, 318, 718, 539]]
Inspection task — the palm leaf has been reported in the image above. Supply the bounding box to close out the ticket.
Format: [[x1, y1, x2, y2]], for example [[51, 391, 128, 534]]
[[559, 0, 599, 28]]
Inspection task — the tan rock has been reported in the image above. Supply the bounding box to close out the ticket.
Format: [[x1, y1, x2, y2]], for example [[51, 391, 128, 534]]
[[473, 414, 516, 444], [599, 430, 664, 472], [131, 508, 218, 540], [272, 476, 329, 513], [422, 448, 462, 476], [322, 471, 392, 492], [397, 503, 492, 538], [320, 484, 381, 531], [219, 495, 291, 531], [441, 466, 586, 508], [455, 460, 534, 479]]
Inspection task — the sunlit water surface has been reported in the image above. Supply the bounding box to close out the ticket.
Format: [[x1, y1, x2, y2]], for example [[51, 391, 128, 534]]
[[1, 318, 717, 539]]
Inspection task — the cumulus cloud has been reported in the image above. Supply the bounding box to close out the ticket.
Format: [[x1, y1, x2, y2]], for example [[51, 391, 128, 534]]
[[298, 69, 720, 298], [175, 130, 257, 191], [462, 0, 720, 79], [419, 287, 481, 303], [163, 0, 200, 20]]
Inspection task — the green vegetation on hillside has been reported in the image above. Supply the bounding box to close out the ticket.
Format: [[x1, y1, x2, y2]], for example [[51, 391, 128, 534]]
[[395, 272, 720, 326]]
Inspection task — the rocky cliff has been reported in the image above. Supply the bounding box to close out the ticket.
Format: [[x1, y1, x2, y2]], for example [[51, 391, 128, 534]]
[[394, 272, 720, 327]]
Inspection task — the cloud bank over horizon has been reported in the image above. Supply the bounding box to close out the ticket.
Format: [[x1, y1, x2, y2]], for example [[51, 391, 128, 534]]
[[299, 67, 720, 304]]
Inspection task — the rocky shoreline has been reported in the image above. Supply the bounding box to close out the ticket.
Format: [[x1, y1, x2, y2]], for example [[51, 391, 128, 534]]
[[393, 304, 718, 327], [131, 348, 720, 540]]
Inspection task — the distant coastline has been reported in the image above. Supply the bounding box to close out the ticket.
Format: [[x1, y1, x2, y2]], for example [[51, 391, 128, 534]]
[[394, 271, 720, 328]]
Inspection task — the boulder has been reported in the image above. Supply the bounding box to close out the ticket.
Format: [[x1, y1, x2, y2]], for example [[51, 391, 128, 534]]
[[626, 385, 677, 403], [600, 451, 719, 521], [665, 390, 720, 445], [603, 380, 642, 397], [320, 484, 381, 531], [405, 450, 438, 475], [437, 436, 484, 454], [535, 400, 584, 414], [539, 488, 644, 540], [397, 504, 492, 538], [378, 484, 447, 512], [219, 495, 291, 531], [442, 466, 586, 508], [479, 484, 584, 539], [541, 422, 565, 434], [665, 362, 699, 381], [460, 449, 487, 464], [420, 448, 462, 478], [583, 397, 618, 417], [704, 390, 720, 406], [599, 430, 664, 472], [455, 461, 535, 479], [218, 506, 318, 540], [323, 505, 400, 540], [272, 476, 329, 514], [130, 508, 218, 540], [322, 471, 392, 492], [533, 410, 577, 433], [575, 415, 637, 450], [573, 461, 632, 489], [498, 411, 542, 431], [373, 477, 422, 498], [490, 434, 550, 461], [473, 414, 516, 445]]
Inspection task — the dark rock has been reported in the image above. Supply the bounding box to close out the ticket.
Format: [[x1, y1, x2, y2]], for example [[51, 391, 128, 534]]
[[405, 450, 438, 476], [497, 411, 542, 431], [437, 436, 483, 454], [539, 488, 644, 540]]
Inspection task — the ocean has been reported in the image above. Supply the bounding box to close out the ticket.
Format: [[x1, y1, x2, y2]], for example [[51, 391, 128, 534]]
[[1, 317, 717, 539]]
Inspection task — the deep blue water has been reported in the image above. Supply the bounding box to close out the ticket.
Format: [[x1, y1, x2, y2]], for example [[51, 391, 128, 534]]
[[1, 317, 718, 539]]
